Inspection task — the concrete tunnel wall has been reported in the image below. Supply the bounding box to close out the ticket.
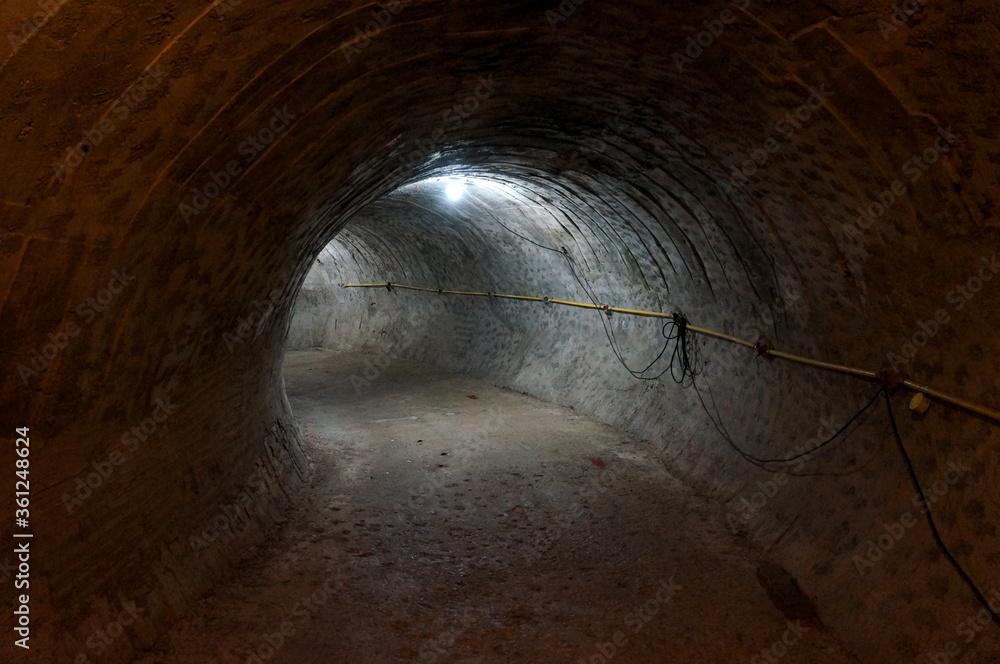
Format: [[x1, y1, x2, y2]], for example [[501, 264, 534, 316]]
[[0, 0, 999, 661]]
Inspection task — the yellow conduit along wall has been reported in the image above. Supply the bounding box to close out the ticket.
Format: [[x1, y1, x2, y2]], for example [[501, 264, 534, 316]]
[[343, 282, 1000, 424]]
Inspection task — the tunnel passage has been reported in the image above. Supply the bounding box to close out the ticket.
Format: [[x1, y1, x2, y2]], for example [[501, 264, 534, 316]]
[[1, 0, 999, 662], [289, 162, 1000, 662]]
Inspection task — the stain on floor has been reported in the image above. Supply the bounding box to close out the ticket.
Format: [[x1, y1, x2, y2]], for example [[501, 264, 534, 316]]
[[134, 350, 861, 663]]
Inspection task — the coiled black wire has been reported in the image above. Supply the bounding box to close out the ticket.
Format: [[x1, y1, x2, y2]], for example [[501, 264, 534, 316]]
[[475, 190, 999, 631]]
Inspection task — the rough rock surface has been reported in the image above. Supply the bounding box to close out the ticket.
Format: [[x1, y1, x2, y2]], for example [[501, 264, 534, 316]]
[[1, 0, 999, 661]]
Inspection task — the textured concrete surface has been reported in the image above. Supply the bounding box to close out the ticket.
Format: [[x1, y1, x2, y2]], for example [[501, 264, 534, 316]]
[[0, 0, 998, 662], [140, 349, 861, 663], [290, 179, 1000, 661]]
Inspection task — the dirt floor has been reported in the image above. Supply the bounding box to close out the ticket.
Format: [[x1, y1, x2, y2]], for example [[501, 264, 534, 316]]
[[135, 349, 862, 663]]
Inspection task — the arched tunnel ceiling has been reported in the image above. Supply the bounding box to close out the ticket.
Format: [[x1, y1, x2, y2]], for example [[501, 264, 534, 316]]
[[1, 0, 1000, 662]]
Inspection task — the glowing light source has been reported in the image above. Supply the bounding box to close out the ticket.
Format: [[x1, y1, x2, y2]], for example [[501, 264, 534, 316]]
[[445, 181, 465, 201]]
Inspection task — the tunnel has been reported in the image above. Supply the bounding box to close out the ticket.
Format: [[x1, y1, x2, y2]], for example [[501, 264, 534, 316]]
[[2, 0, 1000, 662]]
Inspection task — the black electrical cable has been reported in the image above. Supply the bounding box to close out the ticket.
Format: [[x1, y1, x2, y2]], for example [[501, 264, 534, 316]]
[[469, 189, 998, 630], [665, 314, 702, 386], [570, 237, 998, 628], [695, 380, 886, 469], [470, 191, 675, 381], [655, 307, 883, 469], [883, 390, 1000, 627], [475, 192, 881, 468], [563, 256, 663, 378]]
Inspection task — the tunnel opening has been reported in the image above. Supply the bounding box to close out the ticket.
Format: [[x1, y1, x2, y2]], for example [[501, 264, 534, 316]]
[[270, 146, 1000, 662], [6, 2, 1000, 661], [266, 167, 884, 661]]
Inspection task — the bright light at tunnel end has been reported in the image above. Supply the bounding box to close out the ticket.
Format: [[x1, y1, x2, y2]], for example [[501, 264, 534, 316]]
[[445, 180, 465, 201]]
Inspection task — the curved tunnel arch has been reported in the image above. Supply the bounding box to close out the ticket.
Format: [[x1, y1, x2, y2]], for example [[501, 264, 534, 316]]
[[2, 0, 999, 661]]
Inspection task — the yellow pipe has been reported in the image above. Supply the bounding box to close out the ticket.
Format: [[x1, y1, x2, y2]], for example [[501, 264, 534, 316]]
[[495, 294, 546, 302], [686, 325, 758, 350], [609, 306, 673, 319], [766, 350, 879, 381], [396, 285, 440, 293], [546, 298, 604, 310], [342, 282, 1000, 424], [902, 380, 1000, 422]]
